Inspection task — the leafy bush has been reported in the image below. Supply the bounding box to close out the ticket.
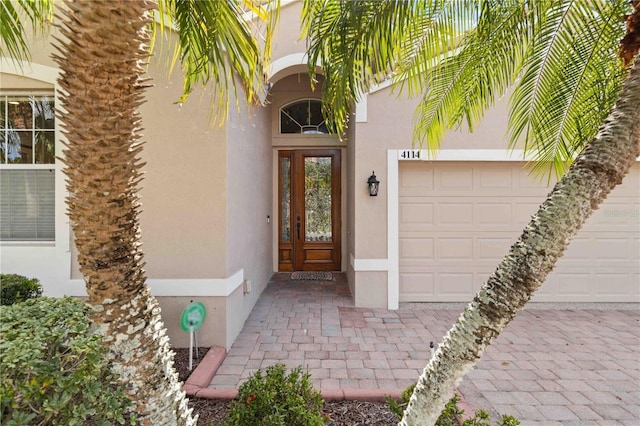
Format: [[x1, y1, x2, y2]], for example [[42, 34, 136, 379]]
[[0, 297, 136, 425], [222, 364, 327, 426], [0, 273, 42, 305], [387, 384, 519, 426], [387, 383, 417, 419]]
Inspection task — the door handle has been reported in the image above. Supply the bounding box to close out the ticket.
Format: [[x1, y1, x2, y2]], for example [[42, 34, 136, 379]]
[[296, 216, 301, 240]]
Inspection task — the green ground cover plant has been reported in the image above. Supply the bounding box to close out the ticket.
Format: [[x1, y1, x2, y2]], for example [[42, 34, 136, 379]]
[[222, 364, 327, 426], [0, 297, 136, 426], [387, 384, 520, 426]]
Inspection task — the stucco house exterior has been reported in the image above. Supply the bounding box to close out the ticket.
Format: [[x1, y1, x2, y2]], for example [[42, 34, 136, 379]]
[[2, 2, 638, 350]]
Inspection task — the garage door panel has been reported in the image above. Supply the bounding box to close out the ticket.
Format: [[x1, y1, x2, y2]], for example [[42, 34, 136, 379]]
[[400, 273, 434, 295], [476, 238, 513, 260], [607, 167, 639, 196], [438, 167, 473, 190], [400, 234, 521, 263], [439, 238, 474, 259], [531, 269, 637, 302], [565, 238, 632, 262], [516, 172, 556, 192], [402, 197, 553, 229], [438, 273, 475, 296], [595, 274, 636, 296], [400, 238, 434, 259], [514, 203, 541, 224], [591, 238, 632, 259], [400, 168, 434, 188], [476, 167, 513, 190], [476, 203, 512, 225], [399, 162, 640, 303], [400, 202, 434, 224], [546, 273, 593, 297], [437, 203, 473, 224], [534, 273, 590, 301], [589, 204, 640, 227], [561, 238, 594, 260]]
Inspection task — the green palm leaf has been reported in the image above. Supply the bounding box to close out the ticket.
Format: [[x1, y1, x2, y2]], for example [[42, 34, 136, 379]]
[[0, 0, 53, 63], [394, 0, 481, 97], [408, 0, 537, 154], [302, 0, 428, 136], [157, 0, 278, 121], [304, 0, 629, 178], [509, 0, 627, 178]]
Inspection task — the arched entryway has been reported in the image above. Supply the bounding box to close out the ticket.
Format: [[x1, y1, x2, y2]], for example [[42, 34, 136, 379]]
[[269, 74, 346, 272]]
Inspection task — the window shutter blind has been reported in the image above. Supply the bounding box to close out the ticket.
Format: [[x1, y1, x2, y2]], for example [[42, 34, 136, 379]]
[[0, 169, 55, 241]]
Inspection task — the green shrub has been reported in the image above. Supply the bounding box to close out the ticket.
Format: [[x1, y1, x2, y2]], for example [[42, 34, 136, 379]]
[[386, 383, 416, 419], [0, 273, 43, 305], [387, 384, 519, 426], [0, 297, 136, 425], [222, 364, 327, 426]]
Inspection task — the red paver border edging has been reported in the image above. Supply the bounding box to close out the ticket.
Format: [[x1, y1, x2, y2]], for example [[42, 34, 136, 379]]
[[182, 347, 416, 403], [182, 346, 229, 398]]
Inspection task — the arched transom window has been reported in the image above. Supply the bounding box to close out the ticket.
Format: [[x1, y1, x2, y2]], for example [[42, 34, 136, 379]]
[[280, 99, 329, 134]]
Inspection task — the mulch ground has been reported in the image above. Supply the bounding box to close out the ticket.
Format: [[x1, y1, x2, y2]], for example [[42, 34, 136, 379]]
[[173, 347, 400, 425]]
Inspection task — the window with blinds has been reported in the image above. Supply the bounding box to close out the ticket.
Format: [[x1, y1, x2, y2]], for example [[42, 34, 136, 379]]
[[1, 170, 55, 240], [0, 94, 55, 241]]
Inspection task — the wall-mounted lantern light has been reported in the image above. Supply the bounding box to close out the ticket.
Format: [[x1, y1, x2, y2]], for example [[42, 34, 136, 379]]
[[367, 171, 380, 196]]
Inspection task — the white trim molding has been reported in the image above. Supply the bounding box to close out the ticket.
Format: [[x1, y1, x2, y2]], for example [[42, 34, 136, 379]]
[[398, 148, 640, 162], [47, 270, 246, 298], [350, 253, 389, 271], [387, 150, 400, 310], [149, 269, 245, 297], [268, 53, 308, 82], [355, 94, 368, 123], [0, 58, 59, 83]]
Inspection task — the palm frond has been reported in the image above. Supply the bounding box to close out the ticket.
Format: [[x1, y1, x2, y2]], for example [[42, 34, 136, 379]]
[[508, 0, 628, 179], [302, 0, 428, 137], [394, 0, 481, 97], [410, 0, 537, 154], [0, 0, 54, 63], [156, 0, 278, 122]]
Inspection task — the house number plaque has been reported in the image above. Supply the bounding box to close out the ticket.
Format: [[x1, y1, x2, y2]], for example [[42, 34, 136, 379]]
[[398, 149, 425, 160]]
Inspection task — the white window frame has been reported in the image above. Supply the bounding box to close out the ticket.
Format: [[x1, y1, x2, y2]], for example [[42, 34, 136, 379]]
[[1, 92, 56, 242]]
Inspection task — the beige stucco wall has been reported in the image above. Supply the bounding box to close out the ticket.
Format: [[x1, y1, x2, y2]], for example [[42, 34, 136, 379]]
[[140, 58, 228, 279], [15, 23, 59, 68], [363, 85, 513, 152], [346, 109, 357, 297], [157, 296, 227, 348], [225, 86, 274, 347], [355, 271, 387, 307], [66, 39, 229, 280], [271, 2, 306, 63], [0, 74, 53, 90]]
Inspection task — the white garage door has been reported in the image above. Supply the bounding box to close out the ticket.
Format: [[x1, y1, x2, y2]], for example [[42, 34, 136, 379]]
[[399, 162, 639, 302]]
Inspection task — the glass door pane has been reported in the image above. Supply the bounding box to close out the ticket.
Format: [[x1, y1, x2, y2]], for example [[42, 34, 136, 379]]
[[280, 156, 291, 242], [304, 156, 332, 242]]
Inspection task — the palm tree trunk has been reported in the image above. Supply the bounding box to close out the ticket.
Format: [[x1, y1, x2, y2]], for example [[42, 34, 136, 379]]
[[53, 1, 195, 424], [401, 54, 640, 426]]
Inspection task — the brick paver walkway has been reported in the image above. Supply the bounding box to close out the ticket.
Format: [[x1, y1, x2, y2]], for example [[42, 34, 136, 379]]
[[208, 273, 640, 425]]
